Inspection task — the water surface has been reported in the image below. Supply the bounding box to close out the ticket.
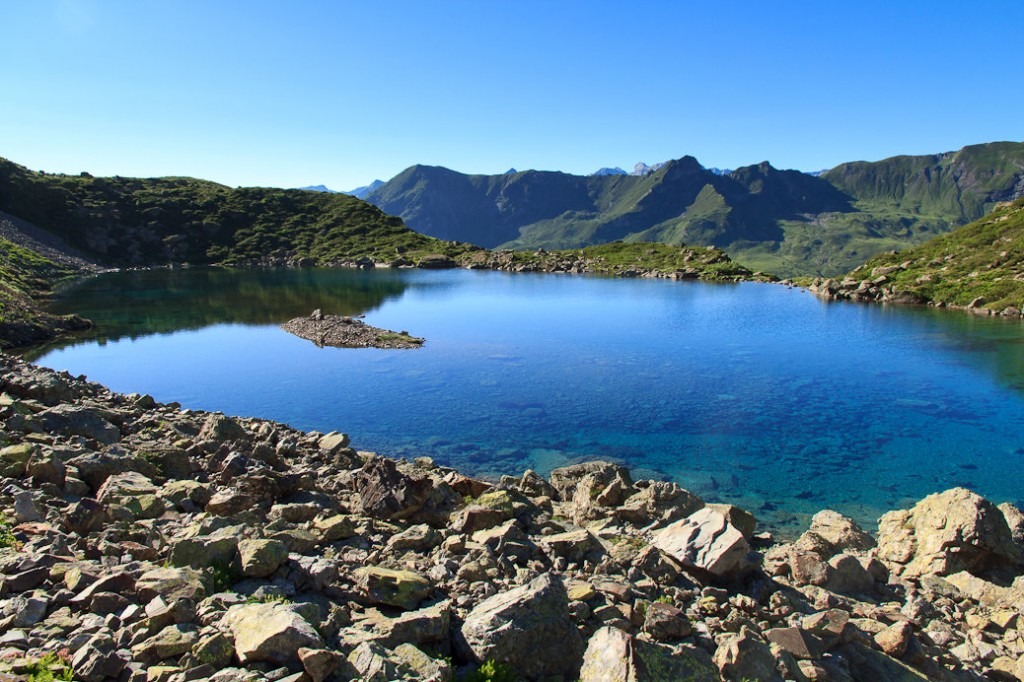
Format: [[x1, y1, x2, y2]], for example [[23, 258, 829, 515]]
[[32, 267, 1024, 535]]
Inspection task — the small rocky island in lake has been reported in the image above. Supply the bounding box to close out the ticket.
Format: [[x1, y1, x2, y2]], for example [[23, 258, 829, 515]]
[[282, 309, 424, 348]]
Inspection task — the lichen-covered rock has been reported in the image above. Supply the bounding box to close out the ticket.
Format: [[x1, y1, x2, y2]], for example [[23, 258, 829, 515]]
[[238, 538, 289, 578], [352, 457, 432, 521], [876, 488, 1022, 577], [579, 626, 717, 682], [713, 627, 781, 681], [224, 602, 324, 665], [806, 509, 876, 554], [457, 573, 583, 681], [355, 566, 432, 610]]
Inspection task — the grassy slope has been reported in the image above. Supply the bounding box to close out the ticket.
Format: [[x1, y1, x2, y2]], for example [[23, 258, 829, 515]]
[[0, 238, 86, 348], [0, 158, 478, 268], [838, 197, 1024, 312], [365, 142, 1024, 279]]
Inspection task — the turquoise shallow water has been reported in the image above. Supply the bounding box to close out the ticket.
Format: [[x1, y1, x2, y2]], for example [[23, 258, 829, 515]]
[[31, 267, 1024, 535]]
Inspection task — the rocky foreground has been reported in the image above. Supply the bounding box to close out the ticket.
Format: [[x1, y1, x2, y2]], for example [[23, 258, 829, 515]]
[[1, 354, 1024, 682]]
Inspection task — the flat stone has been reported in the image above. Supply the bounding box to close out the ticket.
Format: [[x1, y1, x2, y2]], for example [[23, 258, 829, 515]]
[[355, 566, 432, 610], [225, 602, 324, 665], [653, 507, 752, 580]]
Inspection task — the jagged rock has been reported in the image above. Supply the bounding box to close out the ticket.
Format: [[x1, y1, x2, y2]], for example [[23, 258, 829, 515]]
[[347, 640, 405, 680], [806, 509, 876, 554], [825, 552, 875, 594], [169, 535, 238, 569], [0, 442, 34, 476], [238, 538, 289, 578], [631, 545, 682, 584], [386, 523, 441, 553], [199, 414, 248, 443], [836, 642, 929, 681], [579, 626, 717, 682], [617, 481, 704, 525], [876, 488, 1022, 577], [71, 633, 128, 682], [298, 647, 340, 682], [346, 600, 451, 649], [25, 448, 65, 485], [131, 623, 200, 664], [456, 573, 583, 681], [161, 480, 212, 510], [312, 513, 357, 542], [36, 404, 121, 444], [392, 642, 452, 681], [642, 601, 692, 641], [707, 503, 758, 541], [352, 457, 432, 521], [652, 507, 752, 580], [66, 450, 158, 491], [549, 460, 631, 501], [355, 566, 432, 610], [225, 602, 324, 665], [713, 627, 781, 681], [999, 501, 1024, 547], [136, 567, 206, 602], [765, 626, 825, 660], [62, 497, 108, 535], [943, 570, 1024, 608], [538, 528, 602, 563]]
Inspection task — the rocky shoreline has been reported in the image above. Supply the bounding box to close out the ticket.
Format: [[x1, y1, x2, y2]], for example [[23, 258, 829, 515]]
[[2, 353, 1024, 681], [806, 270, 1024, 320], [281, 311, 424, 350]]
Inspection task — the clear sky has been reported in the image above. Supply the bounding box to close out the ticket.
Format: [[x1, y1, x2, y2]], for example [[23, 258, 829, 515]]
[[2, 1, 1022, 191]]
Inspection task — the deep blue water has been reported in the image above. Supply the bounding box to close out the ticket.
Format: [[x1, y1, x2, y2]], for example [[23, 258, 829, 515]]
[[32, 267, 1024, 535]]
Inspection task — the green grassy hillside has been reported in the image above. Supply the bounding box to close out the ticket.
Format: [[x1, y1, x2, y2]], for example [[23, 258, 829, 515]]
[[818, 198, 1024, 314], [365, 142, 1024, 278], [0, 158, 475, 268], [0, 237, 88, 348]]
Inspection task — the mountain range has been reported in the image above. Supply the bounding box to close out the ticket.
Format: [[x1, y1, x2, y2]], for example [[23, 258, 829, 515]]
[[362, 141, 1024, 277]]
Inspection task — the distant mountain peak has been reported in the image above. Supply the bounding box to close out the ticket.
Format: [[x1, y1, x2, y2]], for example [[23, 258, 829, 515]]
[[632, 161, 667, 176], [298, 184, 337, 193], [504, 168, 518, 175], [592, 167, 627, 176], [344, 179, 385, 200]]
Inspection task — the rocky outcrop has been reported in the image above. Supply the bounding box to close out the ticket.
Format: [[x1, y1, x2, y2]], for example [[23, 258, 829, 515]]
[[876, 487, 1022, 578], [281, 310, 424, 349], [1, 353, 1024, 681]]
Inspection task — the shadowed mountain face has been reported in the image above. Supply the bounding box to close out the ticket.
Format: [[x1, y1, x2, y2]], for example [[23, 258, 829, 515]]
[[365, 142, 1024, 277]]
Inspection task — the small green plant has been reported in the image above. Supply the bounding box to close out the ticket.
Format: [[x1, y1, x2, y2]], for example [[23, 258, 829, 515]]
[[655, 594, 674, 604], [23, 650, 74, 682], [0, 514, 22, 551], [207, 561, 240, 593], [464, 659, 517, 682], [245, 593, 292, 605]]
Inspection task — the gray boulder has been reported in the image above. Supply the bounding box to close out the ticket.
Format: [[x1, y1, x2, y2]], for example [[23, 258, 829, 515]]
[[579, 626, 717, 682], [652, 507, 752, 580], [225, 602, 324, 665], [457, 573, 583, 681]]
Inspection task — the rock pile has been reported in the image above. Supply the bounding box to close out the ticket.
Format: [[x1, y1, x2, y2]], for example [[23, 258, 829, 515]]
[[2, 352, 1024, 681], [281, 311, 423, 349]]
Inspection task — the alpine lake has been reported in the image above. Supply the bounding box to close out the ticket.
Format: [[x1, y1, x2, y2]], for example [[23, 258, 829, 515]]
[[26, 266, 1024, 537]]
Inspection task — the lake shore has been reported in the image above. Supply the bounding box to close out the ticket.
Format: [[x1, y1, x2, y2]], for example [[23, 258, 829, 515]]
[[2, 352, 1023, 681]]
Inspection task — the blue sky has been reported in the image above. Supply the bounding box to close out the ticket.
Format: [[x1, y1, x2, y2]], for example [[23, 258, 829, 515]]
[[2, 1, 1022, 191]]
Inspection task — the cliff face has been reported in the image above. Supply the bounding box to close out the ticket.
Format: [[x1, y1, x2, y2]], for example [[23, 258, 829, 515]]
[[1, 353, 1022, 681]]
